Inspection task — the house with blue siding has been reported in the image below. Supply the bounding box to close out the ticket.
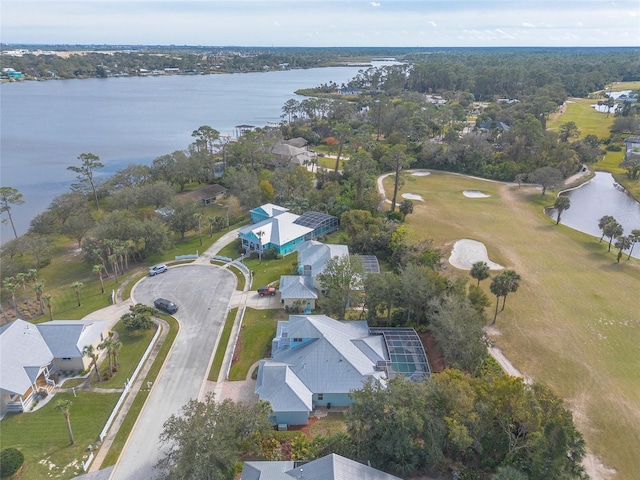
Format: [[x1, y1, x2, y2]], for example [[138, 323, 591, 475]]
[[250, 203, 290, 224], [239, 205, 338, 257], [255, 315, 430, 426]]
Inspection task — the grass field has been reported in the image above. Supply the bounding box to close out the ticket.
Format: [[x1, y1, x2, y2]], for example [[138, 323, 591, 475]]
[[0, 392, 120, 479], [385, 172, 640, 479], [228, 308, 284, 381], [547, 97, 615, 138]]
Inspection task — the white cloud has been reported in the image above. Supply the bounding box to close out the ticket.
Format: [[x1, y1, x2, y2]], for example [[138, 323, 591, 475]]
[[522, 22, 535, 28], [370, 2, 381, 7]]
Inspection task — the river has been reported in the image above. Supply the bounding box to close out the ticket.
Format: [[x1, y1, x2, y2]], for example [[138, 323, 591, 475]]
[[0, 62, 391, 240], [548, 171, 640, 258]]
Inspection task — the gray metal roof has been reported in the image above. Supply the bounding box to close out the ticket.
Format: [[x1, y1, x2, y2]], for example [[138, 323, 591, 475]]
[[296, 241, 349, 278], [36, 320, 108, 359], [256, 316, 387, 411], [279, 275, 317, 300], [239, 213, 313, 248], [0, 319, 53, 395], [242, 454, 402, 480], [255, 361, 313, 413]]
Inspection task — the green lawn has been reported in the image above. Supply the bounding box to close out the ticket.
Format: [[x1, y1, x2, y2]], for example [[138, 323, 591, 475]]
[[0, 392, 120, 479], [385, 172, 640, 479], [96, 323, 157, 389], [242, 254, 298, 289], [547, 97, 615, 139], [228, 308, 284, 381], [208, 307, 239, 381]]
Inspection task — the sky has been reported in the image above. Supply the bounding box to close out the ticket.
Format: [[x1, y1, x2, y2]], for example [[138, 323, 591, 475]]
[[1, 1, 639, 48]]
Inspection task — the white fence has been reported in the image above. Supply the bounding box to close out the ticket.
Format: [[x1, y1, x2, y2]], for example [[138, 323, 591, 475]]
[[97, 319, 162, 444]]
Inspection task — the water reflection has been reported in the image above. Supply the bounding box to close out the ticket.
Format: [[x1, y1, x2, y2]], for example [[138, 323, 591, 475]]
[[546, 171, 640, 259]]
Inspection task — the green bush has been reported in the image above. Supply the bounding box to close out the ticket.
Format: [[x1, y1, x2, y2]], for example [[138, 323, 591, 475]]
[[0, 447, 24, 478]]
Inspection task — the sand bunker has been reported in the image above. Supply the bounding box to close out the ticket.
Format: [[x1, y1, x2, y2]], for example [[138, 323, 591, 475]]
[[463, 190, 490, 198], [411, 171, 431, 176], [448, 239, 504, 270], [402, 193, 424, 201]]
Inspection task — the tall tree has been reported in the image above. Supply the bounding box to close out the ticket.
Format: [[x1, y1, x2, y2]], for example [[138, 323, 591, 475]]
[[33, 280, 45, 315], [331, 122, 353, 171], [553, 195, 571, 225], [603, 220, 623, 252], [54, 400, 75, 445], [529, 167, 564, 196], [82, 344, 101, 382], [43, 294, 53, 321], [490, 273, 510, 325], [500, 270, 521, 311], [67, 153, 104, 210], [317, 255, 364, 320], [156, 394, 272, 480], [558, 121, 580, 142], [0, 187, 25, 239], [597, 215, 616, 243], [470, 261, 490, 286], [2, 278, 19, 316], [384, 144, 414, 212], [93, 264, 105, 294], [627, 228, 640, 260], [71, 281, 84, 307], [614, 235, 631, 263], [191, 125, 220, 155]]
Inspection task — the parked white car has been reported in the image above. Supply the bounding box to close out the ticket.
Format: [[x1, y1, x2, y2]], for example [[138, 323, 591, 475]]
[[149, 264, 168, 276]]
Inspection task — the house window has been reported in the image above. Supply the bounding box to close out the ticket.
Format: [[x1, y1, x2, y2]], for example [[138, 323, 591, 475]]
[[62, 357, 72, 361], [293, 338, 302, 342], [317, 393, 324, 400]]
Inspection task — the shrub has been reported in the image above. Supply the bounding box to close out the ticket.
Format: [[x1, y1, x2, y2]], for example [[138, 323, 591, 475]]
[[0, 448, 24, 478]]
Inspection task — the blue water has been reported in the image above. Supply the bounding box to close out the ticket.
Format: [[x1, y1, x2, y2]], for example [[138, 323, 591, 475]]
[[1, 63, 387, 239], [548, 171, 640, 258]]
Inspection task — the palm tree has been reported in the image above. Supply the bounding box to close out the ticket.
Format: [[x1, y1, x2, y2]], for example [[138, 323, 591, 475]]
[[33, 280, 45, 315], [15, 272, 28, 292], [82, 344, 101, 382], [490, 274, 510, 325], [99, 333, 122, 374], [597, 215, 616, 243], [470, 261, 490, 286], [614, 236, 632, 263], [2, 278, 19, 316], [43, 294, 53, 321], [553, 195, 571, 225], [54, 400, 75, 445], [71, 281, 84, 307], [93, 264, 105, 294], [627, 229, 640, 260], [194, 212, 204, 246], [500, 270, 521, 311], [603, 221, 623, 252]]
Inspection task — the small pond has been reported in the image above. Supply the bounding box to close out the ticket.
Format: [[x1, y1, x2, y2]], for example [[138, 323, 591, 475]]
[[546, 171, 640, 258]]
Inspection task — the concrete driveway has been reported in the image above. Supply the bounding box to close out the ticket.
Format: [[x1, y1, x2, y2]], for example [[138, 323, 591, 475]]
[[109, 264, 236, 480]]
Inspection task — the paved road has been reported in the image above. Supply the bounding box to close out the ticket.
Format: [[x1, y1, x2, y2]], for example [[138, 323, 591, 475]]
[[109, 264, 236, 479]]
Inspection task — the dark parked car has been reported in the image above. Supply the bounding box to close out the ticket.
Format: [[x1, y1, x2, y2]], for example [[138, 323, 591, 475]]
[[149, 264, 168, 276], [154, 298, 178, 314], [257, 286, 277, 297]]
